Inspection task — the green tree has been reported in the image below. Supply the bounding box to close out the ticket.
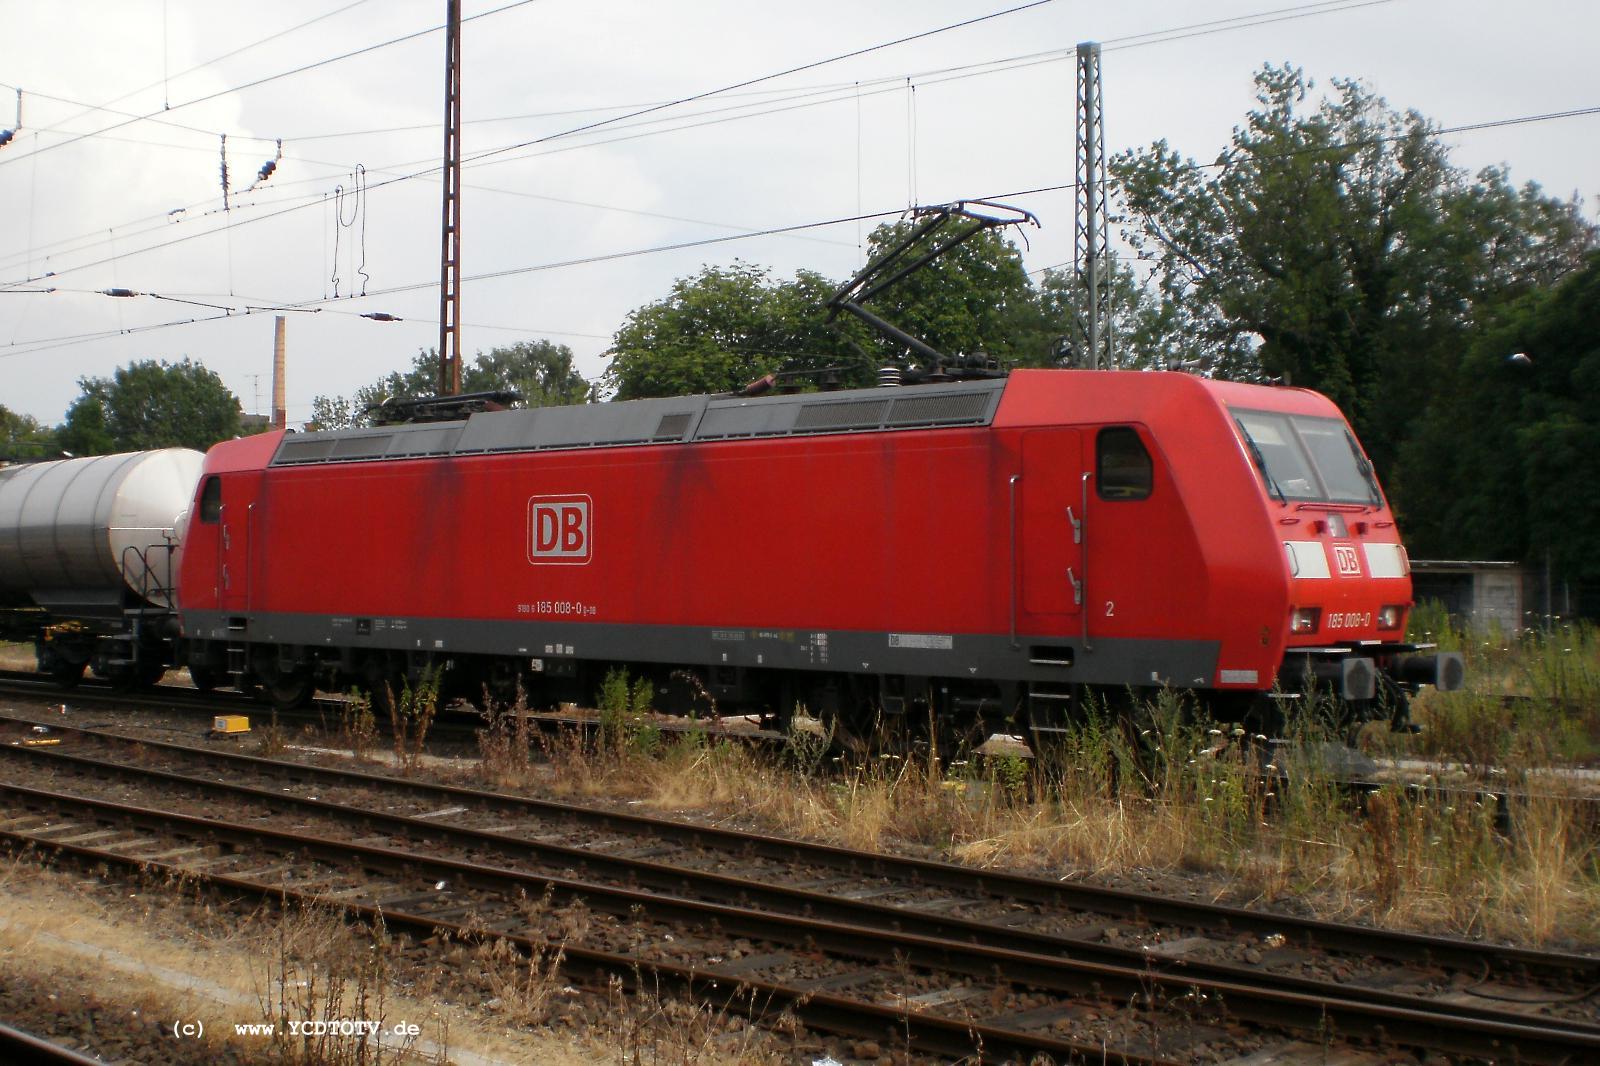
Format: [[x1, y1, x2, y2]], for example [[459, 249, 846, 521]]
[[604, 221, 1071, 400], [1036, 259, 1180, 370], [305, 394, 357, 432], [1398, 254, 1600, 577], [57, 359, 241, 455], [462, 340, 591, 406], [1113, 65, 1596, 478], [0, 404, 60, 459], [604, 262, 871, 400], [852, 222, 1049, 369], [309, 341, 592, 429]]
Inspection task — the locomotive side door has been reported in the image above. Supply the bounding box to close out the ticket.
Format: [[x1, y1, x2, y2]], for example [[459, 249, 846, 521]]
[[1019, 429, 1084, 620], [218, 472, 260, 613]]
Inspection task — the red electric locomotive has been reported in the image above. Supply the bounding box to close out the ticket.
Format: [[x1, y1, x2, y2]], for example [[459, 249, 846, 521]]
[[174, 368, 1461, 739]]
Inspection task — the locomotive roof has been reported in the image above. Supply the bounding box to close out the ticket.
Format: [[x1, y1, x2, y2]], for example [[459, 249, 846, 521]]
[[270, 378, 1008, 467]]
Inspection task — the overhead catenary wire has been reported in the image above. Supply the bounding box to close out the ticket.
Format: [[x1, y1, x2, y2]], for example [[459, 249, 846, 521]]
[[0, 0, 1396, 291], [6, 85, 1597, 365], [0, 0, 548, 170], [0, 0, 1386, 279], [29, 0, 379, 139], [0, 0, 1071, 289]]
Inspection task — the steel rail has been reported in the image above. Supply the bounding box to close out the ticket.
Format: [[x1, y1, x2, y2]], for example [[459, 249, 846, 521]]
[[1, 776, 1597, 1062], [0, 789, 1171, 1065], [5, 736, 1598, 1045], [1, 708, 1593, 986], [0, 1023, 106, 1066]]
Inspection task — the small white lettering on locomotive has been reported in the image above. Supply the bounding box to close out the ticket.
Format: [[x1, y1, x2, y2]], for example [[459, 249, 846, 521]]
[[1332, 544, 1361, 576], [888, 633, 955, 650], [1325, 611, 1373, 630], [527, 495, 592, 564]]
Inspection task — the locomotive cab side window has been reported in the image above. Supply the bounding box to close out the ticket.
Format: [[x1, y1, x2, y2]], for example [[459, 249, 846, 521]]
[[198, 476, 222, 523], [1096, 427, 1152, 500]]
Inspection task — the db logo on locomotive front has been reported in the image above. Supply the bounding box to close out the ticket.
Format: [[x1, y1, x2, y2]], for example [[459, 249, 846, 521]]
[[1333, 544, 1362, 576], [527, 495, 592, 564]]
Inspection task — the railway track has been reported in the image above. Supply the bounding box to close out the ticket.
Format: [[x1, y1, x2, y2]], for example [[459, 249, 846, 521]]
[[0, 713, 1597, 1062]]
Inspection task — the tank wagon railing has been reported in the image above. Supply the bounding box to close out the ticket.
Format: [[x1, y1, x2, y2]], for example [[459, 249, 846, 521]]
[[120, 542, 178, 611]]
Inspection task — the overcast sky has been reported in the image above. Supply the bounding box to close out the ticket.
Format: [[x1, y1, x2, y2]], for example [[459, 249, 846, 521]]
[[2, 0, 1595, 425]]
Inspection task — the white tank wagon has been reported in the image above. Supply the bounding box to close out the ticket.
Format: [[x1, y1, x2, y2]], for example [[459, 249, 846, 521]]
[[0, 449, 205, 613], [0, 449, 204, 685]]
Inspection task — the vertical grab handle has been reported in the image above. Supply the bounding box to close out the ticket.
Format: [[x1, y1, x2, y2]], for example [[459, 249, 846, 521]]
[[217, 504, 227, 596], [1008, 475, 1021, 649], [1080, 471, 1093, 653]]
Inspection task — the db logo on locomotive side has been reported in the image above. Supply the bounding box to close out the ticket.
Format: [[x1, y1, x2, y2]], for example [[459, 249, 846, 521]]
[[527, 495, 592, 564], [1333, 544, 1362, 576]]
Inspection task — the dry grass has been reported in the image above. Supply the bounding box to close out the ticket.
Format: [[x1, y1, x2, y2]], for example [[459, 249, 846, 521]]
[[602, 972, 791, 1066], [257, 902, 426, 1066], [503, 679, 1600, 949], [0, 850, 785, 1064]]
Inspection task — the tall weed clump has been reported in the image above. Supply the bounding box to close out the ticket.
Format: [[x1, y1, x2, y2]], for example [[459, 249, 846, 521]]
[[388, 673, 439, 772], [1407, 603, 1600, 765]]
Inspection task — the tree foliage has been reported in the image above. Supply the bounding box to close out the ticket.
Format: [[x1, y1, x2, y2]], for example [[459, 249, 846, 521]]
[[1112, 65, 1597, 476], [1398, 253, 1600, 577], [848, 222, 1048, 368], [308, 341, 592, 430], [57, 359, 241, 456], [1035, 259, 1177, 370], [604, 263, 872, 400], [0, 405, 60, 460]]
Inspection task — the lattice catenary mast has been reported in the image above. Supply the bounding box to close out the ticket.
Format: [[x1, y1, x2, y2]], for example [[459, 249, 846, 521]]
[[438, 0, 464, 396], [1074, 41, 1111, 371]]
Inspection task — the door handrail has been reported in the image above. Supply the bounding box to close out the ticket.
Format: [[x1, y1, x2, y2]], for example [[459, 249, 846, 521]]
[[1080, 471, 1094, 653]]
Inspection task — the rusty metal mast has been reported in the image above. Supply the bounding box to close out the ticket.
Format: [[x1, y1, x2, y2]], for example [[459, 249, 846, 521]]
[[437, 0, 464, 395]]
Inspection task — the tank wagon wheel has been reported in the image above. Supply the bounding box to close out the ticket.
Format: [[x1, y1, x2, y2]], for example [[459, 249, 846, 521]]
[[136, 661, 167, 689]]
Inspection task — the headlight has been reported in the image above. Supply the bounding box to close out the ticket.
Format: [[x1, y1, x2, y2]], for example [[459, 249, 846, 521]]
[[1377, 604, 1405, 631], [1290, 607, 1321, 634]]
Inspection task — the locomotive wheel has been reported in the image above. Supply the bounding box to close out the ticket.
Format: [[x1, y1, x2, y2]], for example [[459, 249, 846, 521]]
[[49, 660, 87, 689], [361, 657, 398, 718], [136, 661, 167, 688], [265, 670, 315, 711], [94, 662, 139, 692], [188, 665, 221, 694]]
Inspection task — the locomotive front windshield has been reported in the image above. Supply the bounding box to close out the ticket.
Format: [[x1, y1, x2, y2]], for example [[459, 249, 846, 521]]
[[1232, 409, 1383, 505]]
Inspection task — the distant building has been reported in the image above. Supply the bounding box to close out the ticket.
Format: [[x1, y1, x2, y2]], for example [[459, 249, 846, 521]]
[[1410, 560, 1529, 630], [1410, 559, 1598, 628]]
